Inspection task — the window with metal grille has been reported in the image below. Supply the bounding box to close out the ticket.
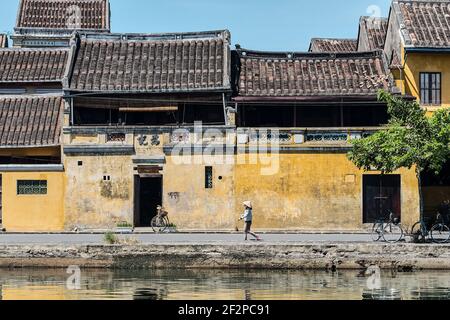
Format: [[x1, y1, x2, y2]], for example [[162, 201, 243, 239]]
[[420, 72, 441, 105], [17, 180, 48, 195], [205, 166, 213, 189]]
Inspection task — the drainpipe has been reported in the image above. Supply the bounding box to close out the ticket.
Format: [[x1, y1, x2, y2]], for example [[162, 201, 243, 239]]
[[398, 52, 408, 94], [223, 93, 228, 126], [70, 97, 74, 126], [235, 102, 239, 127]]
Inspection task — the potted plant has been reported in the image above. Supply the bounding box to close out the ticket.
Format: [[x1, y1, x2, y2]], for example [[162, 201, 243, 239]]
[[115, 221, 134, 234]]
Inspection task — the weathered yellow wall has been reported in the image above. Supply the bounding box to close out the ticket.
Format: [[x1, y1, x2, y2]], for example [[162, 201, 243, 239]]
[[62, 127, 421, 231], [164, 155, 236, 230], [62, 151, 420, 231], [235, 153, 420, 230], [1, 171, 65, 231], [64, 155, 134, 229], [401, 49, 450, 112]]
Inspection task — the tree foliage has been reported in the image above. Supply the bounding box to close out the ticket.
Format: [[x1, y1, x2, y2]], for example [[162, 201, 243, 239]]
[[348, 90, 450, 176]]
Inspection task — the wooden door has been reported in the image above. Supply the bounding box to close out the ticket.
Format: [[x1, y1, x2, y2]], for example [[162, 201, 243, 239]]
[[363, 175, 401, 223]]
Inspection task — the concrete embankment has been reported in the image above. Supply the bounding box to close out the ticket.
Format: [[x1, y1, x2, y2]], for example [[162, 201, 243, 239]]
[[1, 243, 450, 270]]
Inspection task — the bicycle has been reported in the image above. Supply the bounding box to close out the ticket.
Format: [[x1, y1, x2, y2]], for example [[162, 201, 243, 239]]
[[151, 206, 170, 233], [371, 211, 404, 243], [430, 214, 450, 244], [410, 217, 432, 243], [411, 213, 450, 244]]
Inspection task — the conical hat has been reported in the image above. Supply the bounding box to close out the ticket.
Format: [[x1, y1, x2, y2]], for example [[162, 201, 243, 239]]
[[243, 201, 252, 208]]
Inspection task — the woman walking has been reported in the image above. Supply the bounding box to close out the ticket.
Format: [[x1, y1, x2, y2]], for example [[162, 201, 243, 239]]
[[239, 201, 262, 241]]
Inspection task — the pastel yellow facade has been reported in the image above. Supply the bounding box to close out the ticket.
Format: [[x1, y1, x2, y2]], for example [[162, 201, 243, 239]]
[[234, 153, 420, 230], [398, 46, 450, 112], [62, 128, 421, 231], [64, 154, 134, 229], [1, 171, 65, 231]]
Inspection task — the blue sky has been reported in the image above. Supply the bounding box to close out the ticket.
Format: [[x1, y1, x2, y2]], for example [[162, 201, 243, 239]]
[[0, 0, 391, 51]]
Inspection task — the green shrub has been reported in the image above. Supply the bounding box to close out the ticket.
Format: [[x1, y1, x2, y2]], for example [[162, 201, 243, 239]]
[[104, 231, 119, 244], [117, 221, 133, 228]]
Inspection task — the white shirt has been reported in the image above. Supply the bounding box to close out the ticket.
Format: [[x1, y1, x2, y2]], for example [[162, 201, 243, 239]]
[[241, 209, 253, 222]]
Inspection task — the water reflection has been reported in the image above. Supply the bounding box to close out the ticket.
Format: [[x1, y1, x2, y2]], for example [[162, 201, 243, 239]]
[[362, 288, 402, 300], [0, 269, 449, 300], [133, 288, 167, 300], [410, 287, 450, 300]]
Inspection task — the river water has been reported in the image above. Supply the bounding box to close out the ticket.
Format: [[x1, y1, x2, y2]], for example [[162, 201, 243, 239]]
[[0, 269, 449, 300]]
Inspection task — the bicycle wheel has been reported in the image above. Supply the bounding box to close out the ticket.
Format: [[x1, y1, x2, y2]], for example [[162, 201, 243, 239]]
[[162, 217, 170, 233], [430, 224, 450, 244], [151, 216, 168, 233], [382, 223, 404, 243], [371, 222, 383, 242], [411, 222, 427, 243]]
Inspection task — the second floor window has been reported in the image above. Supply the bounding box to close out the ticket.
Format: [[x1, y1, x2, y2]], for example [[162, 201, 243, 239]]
[[420, 72, 441, 105]]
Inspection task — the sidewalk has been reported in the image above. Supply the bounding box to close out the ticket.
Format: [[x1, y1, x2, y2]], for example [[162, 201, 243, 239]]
[[0, 228, 370, 235], [0, 232, 376, 245]]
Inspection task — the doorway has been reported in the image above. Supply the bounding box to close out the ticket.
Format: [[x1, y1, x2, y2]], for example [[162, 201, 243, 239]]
[[134, 176, 163, 227], [363, 175, 401, 223]]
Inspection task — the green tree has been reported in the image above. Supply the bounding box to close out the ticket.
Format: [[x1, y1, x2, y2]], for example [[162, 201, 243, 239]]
[[348, 90, 450, 219]]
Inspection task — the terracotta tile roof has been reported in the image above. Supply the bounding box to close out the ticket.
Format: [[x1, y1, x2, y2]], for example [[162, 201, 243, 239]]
[[0, 95, 63, 147], [393, 0, 450, 48], [309, 38, 357, 53], [0, 34, 8, 48], [357, 16, 389, 51], [235, 49, 393, 98], [68, 31, 231, 93], [16, 0, 110, 31], [0, 48, 69, 83]]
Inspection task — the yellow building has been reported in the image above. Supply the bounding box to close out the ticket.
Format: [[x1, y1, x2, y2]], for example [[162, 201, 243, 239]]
[[385, 0, 450, 112], [231, 48, 420, 230], [384, 0, 450, 215], [58, 31, 421, 232], [0, 43, 69, 231], [0, 95, 65, 231], [2, 0, 445, 232]]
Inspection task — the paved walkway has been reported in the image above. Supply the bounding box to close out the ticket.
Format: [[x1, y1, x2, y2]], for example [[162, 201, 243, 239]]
[[0, 233, 375, 244]]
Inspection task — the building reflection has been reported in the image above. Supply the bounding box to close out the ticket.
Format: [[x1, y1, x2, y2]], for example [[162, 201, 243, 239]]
[[0, 269, 449, 300]]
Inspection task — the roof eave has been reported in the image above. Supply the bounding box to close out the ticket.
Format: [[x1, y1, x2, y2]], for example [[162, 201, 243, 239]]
[[0, 80, 63, 84], [0, 144, 61, 149], [233, 95, 383, 102], [64, 87, 233, 96], [404, 46, 450, 53]]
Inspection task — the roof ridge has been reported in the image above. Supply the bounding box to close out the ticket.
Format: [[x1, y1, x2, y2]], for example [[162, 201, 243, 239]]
[[0, 93, 63, 99], [76, 30, 231, 42], [394, 0, 450, 3], [236, 47, 384, 59], [360, 15, 389, 21], [311, 38, 357, 41], [0, 47, 70, 52]]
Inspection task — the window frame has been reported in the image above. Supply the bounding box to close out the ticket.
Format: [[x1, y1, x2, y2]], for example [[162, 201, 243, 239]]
[[205, 166, 213, 189], [420, 72, 442, 106], [17, 180, 48, 195]]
